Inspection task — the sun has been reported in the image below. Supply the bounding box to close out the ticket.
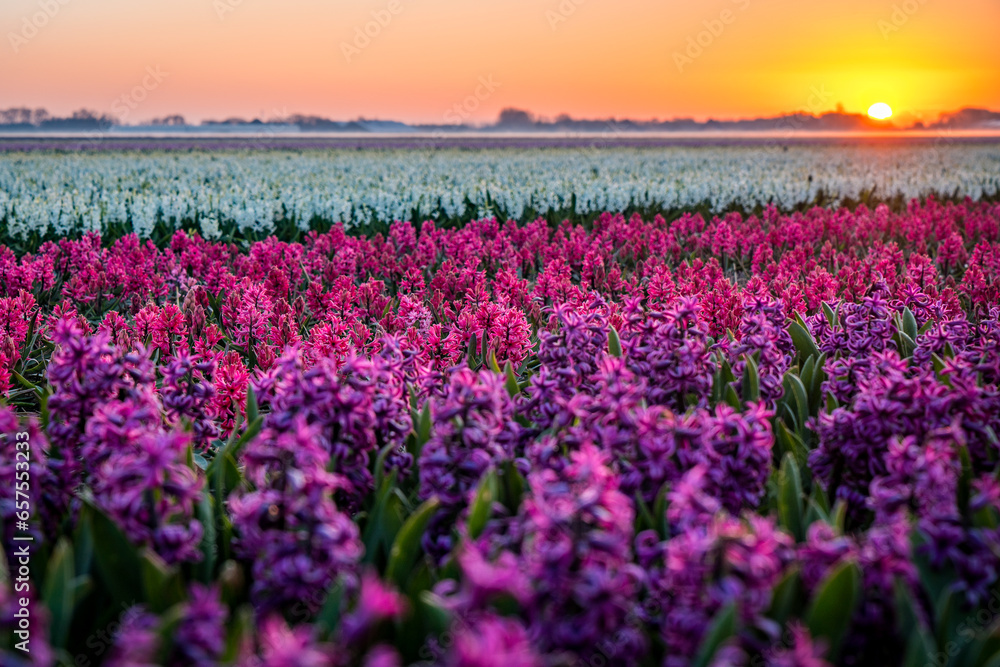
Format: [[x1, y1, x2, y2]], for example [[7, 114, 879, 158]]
[[867, 102, 893, 120]]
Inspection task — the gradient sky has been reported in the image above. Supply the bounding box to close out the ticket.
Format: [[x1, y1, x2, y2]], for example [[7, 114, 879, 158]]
[[1, 0, 999, 125]]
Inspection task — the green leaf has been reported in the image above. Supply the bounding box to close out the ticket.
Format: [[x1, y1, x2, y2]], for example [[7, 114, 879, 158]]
[[803, 500, 827, 530], [742, 354, 760, 403], [932, 589, 966, 659], [805, 560, 860, 657], [911, 532, 952, 618], [634, 492, 656, 534], [788, 320, 820, 363], [362, 469, 405, 568], [775, 420, 810, 472], [778, 401, 799, 434], [893, 579, 938, 667], [723, 384, 741, 409], [11, 370, 39, 393], [972, 637, 1000, 667], [898, 331, 916, 359], [418, 590, 455, 638], [206, 457, 236, 568], [480, 330, 490, 368], [467, 470, 499, 540], [822, 302, 838, 329], [768, 566, 803, 627], [466, 332, 479, 369], [210, 452, 244, 507], [72, 515, 94, 577], [140, 549, 186, 613], [932, 353, 947, 374], [222, 606, 254, 663], [488, 350, 501, 374], [42, 539, 75, 649], [152, 603, 186, 664], [85, 503, 144, 606], [385, 497, 441, 587], [504, 362, 520, 397], [718, 357, 736, 385], [692, 602, 737, 667], [500, 459, 526, 513], [811, 481, 831, 515], [416, 402, 432, 448], [314, 580, 346, 639], [224, 415, 263, 461], [783, 372, 810, 433], [778, 453, 804, 541], [39, 385, 51, 430], [808, 353, 827, 416], [373, 442, 395, 494], [711, 367, 724, 404], [800, 356, 816, 399], [830, 500, 847, 533], [608, 325, 623, 358], [981, 650, 1000, 667], [196, 491, 217, 582], [245, 386, 259, 424], [902, 307, 918, 341], [404, 558, 435, 601]]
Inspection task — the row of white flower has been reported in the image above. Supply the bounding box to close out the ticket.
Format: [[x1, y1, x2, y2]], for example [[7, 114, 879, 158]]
[[1, 144, 998, 240]]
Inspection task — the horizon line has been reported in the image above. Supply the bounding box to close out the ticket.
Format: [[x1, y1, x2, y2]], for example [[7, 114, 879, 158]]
[[2, 105, 999, 133]]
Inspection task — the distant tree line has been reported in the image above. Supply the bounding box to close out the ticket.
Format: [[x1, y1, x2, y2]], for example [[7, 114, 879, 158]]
[[0, 108, 118, 130], [0, 108, 188, 129], [2, 105, 997, 133]]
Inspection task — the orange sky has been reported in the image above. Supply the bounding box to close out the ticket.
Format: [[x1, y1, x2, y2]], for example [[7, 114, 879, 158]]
[[1, 0, 998, 125]]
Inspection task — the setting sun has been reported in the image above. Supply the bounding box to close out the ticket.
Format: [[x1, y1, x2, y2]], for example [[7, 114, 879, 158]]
[[868, 102, 893, 120]]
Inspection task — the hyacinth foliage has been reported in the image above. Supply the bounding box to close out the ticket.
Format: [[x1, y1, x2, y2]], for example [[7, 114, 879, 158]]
[[0, 198, 999, 666]]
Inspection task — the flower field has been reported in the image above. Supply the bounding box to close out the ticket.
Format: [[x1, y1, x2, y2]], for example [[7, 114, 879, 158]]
[[1, 189, 1000, 665], [1, 144, 999, 247]]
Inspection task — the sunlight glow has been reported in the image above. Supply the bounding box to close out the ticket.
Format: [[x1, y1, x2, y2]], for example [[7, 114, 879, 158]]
[[868, 102, 893, 120]]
